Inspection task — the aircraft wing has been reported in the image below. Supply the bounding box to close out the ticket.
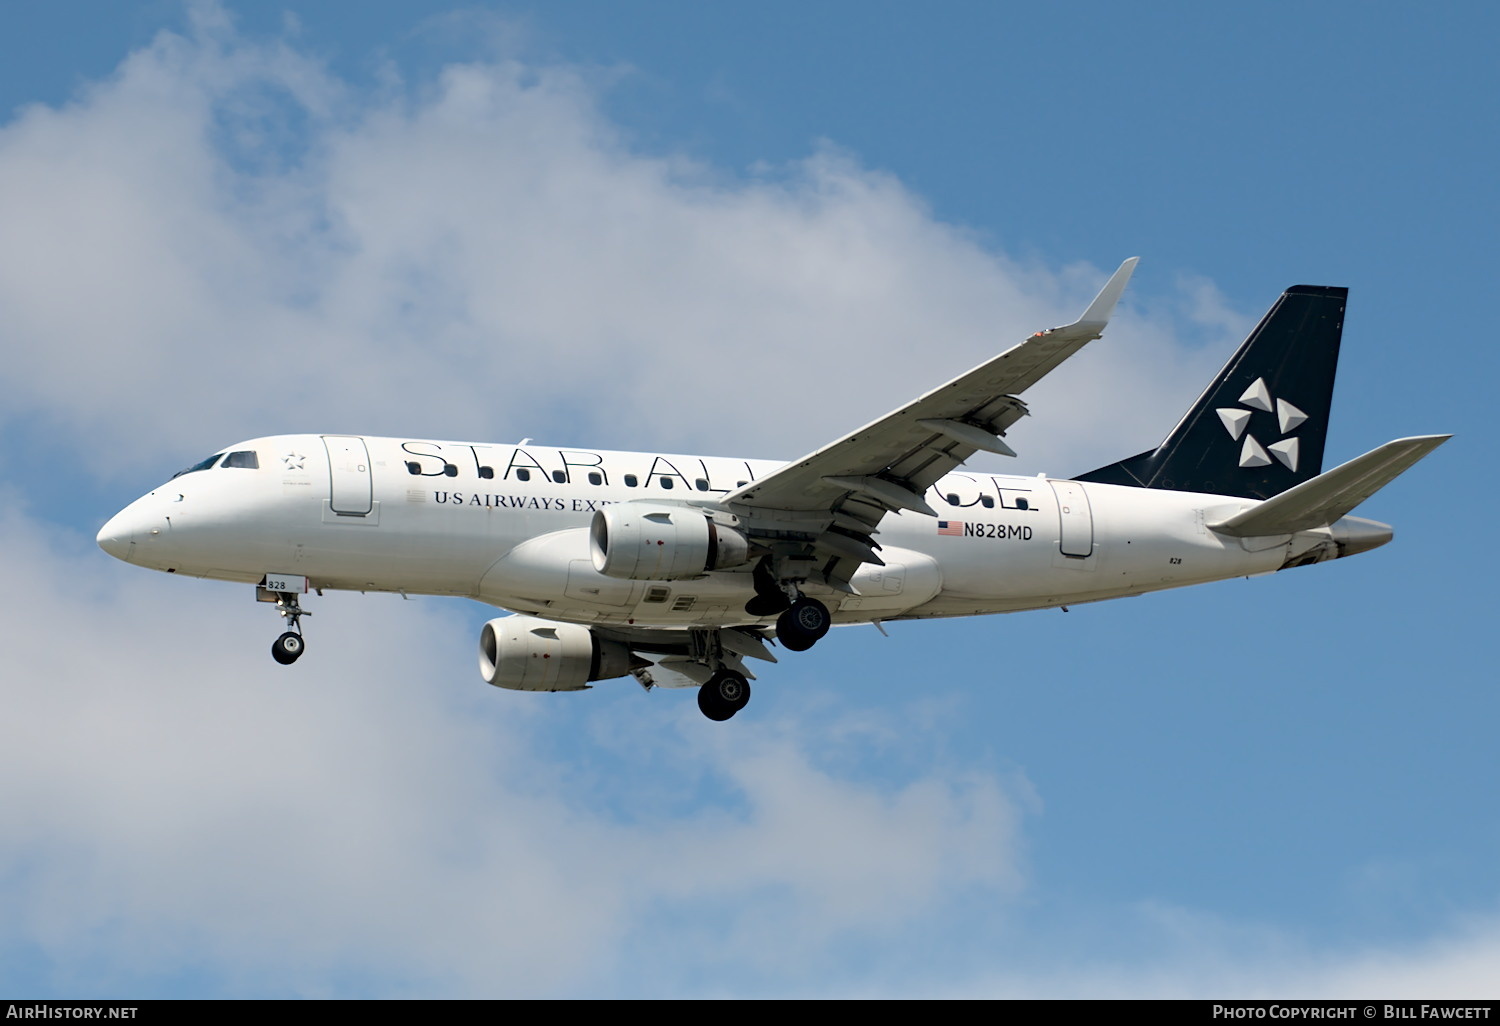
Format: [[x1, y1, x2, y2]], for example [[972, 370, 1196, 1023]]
[[719, 258, 1138, 588], [593, 624, 776, 688]]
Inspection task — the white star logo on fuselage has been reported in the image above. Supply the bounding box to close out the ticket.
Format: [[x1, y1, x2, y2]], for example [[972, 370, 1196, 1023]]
[[1215, 377, 1307, 472]]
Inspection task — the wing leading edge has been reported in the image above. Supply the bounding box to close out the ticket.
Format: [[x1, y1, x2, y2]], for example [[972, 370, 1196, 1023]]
[[719, 257, 1139, 590]]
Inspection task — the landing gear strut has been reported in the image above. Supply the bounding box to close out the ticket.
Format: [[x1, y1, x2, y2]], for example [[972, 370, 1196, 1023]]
[[697, 669, 751, 722], [744, 557, 792, 617], [269, 591, 309, 665]]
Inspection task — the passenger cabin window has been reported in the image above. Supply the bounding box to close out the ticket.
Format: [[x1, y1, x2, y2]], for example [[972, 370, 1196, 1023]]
[[695, 478, 709, 492], [515, 469, 531, 482], [624, 474, 638, 488], [552, 470, 567, 484], [659, 477, 674, 490], [220, 451, 260, 469], [1016, 497, 1029, 510], [981, 496, 995, 508], [587, 472, 603, 486], [172, 454, 222, 478]]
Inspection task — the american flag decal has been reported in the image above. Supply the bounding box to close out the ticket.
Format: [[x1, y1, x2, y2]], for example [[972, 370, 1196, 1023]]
[[937, 520, 964, 536]]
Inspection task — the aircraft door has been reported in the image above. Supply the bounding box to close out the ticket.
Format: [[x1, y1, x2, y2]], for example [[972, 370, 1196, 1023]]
[[323, 435, 373, 515], [1048, 480, 1094, 558]]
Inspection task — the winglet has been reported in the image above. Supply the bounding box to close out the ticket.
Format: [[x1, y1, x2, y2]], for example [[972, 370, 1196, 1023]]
[[1072, 256, 1139, 334]]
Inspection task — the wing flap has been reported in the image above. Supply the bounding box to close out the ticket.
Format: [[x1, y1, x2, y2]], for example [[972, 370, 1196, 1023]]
[[593, 625, 772, 690], [635, 658, 710, 688]]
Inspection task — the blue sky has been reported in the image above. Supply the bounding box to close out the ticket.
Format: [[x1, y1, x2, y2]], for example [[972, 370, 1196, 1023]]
[[0, 0, 1494, 999]]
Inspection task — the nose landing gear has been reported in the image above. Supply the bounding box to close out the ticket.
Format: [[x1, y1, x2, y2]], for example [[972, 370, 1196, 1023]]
[[268, 591, 309, 664]]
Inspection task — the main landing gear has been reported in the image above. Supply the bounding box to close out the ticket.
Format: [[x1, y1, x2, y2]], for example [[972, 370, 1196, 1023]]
[[776, 597, 831, 652], [684, 628, 755, 722], [698, 669, 751, 722], [744, 557, 833, 653], [269, 591, 309, 665]]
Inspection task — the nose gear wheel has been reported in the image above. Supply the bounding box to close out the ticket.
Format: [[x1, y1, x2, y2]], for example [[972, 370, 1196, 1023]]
[[272, 631, 304, 664], [268, 591, 309, 664]]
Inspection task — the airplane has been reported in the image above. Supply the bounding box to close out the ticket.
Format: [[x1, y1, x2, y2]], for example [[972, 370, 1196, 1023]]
[[97, 259, 1449, 721]]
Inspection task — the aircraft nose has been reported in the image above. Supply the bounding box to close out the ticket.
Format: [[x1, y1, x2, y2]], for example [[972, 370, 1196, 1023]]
[[97, 511, 136, 561], [97, 502, 168, 563], [98, 513, 133, 561]]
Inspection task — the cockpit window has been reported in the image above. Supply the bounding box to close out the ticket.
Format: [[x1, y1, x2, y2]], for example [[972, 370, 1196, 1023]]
[[220, 450, 260, 469], [172, 454, 222, 479]]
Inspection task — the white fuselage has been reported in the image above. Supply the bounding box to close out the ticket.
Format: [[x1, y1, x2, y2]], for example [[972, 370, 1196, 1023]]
[[98, 433, 1370, 628]]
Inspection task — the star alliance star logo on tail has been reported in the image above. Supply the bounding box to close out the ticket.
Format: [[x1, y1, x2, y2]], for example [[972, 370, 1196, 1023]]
[[1216, 377, 1307, 472]]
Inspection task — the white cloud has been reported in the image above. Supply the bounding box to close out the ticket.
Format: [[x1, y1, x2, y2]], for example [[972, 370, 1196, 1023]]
[[0, 504, 1025, 997], [930, 908, 1500, 1000], [0, 9, 1228, 485]]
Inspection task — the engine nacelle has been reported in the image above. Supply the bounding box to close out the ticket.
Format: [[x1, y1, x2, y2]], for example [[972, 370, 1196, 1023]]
[[589, 502, 751, 580], [478, 615, 637, 692]]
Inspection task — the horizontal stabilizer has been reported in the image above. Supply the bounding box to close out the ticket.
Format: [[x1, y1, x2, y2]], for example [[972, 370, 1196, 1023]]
[[1209, 435, 1450, 537]]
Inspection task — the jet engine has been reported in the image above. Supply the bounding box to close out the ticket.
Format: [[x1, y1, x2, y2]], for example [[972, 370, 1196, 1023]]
[[478, 615, 638, 692], [589, 502, 751, 580]]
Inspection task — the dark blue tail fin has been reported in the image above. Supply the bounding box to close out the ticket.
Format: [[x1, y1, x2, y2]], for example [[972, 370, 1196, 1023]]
[[1075, 284, 1346, 500]]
